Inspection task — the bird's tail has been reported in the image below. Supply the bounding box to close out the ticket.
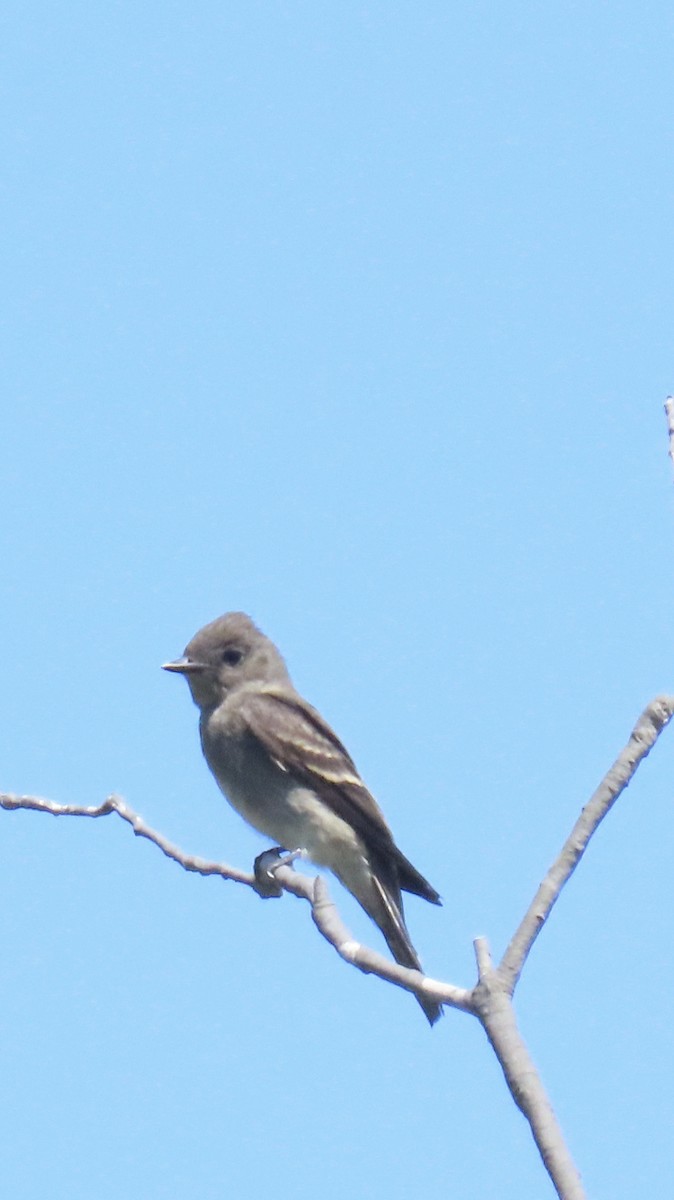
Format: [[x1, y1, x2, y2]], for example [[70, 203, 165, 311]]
[[370, 863, 443, 1027]]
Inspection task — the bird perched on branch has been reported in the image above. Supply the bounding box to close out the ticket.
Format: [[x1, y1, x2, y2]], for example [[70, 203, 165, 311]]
[[164, 611, 442, 1025]]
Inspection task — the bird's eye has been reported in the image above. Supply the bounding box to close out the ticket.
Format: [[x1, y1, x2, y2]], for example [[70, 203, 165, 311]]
[[222, 647, 243, 667]]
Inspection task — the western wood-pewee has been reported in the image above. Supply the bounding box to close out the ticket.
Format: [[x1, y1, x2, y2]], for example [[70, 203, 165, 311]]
[[164, 612, 442, 1024]]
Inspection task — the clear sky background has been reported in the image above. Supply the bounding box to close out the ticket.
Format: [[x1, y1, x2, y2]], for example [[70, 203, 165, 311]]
[[2, 3, 673, 1198]]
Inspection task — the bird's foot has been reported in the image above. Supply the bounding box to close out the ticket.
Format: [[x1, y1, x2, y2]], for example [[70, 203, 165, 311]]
[[253, 846, 305, 897]]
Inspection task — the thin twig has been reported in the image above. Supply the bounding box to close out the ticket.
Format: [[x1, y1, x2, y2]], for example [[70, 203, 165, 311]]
[[0, 792, 256, 887], [0, 791, 471, 1011], [499, 695, 674, 992], [307, 873, 473, 1012]]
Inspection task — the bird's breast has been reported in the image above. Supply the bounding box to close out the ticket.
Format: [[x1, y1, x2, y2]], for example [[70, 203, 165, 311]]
[[199, 716, 366, 873]]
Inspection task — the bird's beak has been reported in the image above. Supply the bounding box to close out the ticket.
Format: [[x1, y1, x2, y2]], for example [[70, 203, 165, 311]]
[[162, 657, 208, 674]]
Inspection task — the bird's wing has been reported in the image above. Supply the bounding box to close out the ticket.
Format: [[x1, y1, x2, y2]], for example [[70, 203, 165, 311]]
[[241, 685, 441, 905]]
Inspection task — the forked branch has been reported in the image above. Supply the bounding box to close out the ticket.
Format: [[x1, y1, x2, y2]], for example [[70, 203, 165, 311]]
[[2, 693, 673, 1200]]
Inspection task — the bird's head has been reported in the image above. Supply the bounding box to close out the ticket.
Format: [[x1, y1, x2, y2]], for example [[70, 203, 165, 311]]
[[163, 611, 290, 709]]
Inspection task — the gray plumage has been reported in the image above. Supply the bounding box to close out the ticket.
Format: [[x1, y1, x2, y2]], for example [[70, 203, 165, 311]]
[[164, 612, 442, 1025]]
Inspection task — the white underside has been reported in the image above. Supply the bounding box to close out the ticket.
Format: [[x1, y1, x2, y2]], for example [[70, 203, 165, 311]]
[[215, 766, 375, 908]]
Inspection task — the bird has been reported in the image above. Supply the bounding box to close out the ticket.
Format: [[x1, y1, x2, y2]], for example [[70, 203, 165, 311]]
[[163, 611, 442, 1025]]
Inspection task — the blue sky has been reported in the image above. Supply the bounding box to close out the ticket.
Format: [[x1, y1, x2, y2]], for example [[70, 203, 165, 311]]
[[2, 3, 673, 1197]]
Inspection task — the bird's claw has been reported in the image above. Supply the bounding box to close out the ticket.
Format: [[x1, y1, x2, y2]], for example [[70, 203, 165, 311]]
[[253, 847, 305, 897]]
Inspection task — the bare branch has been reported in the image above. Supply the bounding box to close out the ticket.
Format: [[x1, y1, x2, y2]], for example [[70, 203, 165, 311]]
[[500, 695, 674, 992], [306, 872, 473, 1012], [4, 690, 674, 1200], [473, 966, 585, 1200], [0, 791, 470, 1012], [472, 937, 584, 1196], [0, 792, 256, 888]]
